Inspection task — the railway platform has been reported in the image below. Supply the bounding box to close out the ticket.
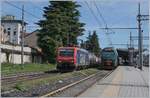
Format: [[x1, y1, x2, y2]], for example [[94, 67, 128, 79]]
[[79, 66, 149, 97]]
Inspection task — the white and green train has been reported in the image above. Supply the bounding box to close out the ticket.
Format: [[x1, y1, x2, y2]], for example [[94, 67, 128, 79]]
[[101, 47, 118, 69]]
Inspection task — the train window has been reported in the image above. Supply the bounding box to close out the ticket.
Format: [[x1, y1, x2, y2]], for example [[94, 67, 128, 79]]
[[59, 49, 74, 57], [102, 51, 115, 58], [103, 49, 113, 52], [102, 52, 114, 55]]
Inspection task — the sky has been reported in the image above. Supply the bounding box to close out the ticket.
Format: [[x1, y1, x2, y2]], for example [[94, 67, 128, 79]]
[[1, 0, 149, 49]]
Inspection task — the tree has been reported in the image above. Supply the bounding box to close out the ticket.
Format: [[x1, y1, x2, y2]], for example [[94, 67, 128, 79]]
[[91, 31, 101, 57], [84, 31, 101, 57], [37, 1, 85, 63], [85, 32, 92, 50]]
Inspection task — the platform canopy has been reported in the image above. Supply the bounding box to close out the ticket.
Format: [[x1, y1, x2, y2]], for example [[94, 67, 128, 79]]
[[117, 48, 139, 60]]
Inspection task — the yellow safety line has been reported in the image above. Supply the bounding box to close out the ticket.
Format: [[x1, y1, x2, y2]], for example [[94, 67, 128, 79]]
[[101, 67, 123, 97]]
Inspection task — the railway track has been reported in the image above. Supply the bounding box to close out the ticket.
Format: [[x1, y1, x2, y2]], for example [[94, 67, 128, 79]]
[[1, 70, 59, 85], [40, 70, 113, 97], [1, 68, 114, 97]]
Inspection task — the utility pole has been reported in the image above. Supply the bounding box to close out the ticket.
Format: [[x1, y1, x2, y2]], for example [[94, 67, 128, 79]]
[[137, 3, 143, 70], [129, 32, 134, 66], [129, 32, 133, 48], [136, 3, 149, 70], [21, 5, 24, 68], [0, 32, 1, 69], [131, 35, 149, 67], [0, 26, 1, 68], [105, 25, 113, 47]]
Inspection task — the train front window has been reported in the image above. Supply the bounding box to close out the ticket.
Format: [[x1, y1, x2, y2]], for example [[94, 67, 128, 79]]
[[59, 49, 74, 57], [102, 49, 114, 56], [102, 51, 115, 58], [103, 49, 113, 52], [102, 52, 114, 56]]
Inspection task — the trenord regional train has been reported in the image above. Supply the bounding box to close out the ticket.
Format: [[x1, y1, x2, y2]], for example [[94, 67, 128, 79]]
[[101, 47, 118, 69], [56, 47, 101, 71]]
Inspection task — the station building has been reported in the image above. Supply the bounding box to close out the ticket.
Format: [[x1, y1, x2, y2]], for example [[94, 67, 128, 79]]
[[1, 15, 27, 45], [1, 15, 42, 64]]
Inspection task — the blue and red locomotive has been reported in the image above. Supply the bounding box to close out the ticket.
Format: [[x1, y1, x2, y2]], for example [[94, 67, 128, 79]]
[[56, 47, 101, 71]]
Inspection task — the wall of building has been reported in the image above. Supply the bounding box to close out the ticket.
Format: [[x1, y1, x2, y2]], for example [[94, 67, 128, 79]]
[[0, 26, 4, 43], [24, 32, 38, 49], [1, 44, 31, 52], [1, 52, 31, 64], [2, 22, 22, 44], [0, 44, 42, 64]]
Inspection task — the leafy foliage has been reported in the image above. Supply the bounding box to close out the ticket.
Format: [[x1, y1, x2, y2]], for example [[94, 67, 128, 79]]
[[81, 31, 101, 57], [37, 1, 85, 63]]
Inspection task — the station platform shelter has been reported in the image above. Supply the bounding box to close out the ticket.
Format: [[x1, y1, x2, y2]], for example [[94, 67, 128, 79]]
[[79, 66, 149, 97], [117, 48, 139, 62]]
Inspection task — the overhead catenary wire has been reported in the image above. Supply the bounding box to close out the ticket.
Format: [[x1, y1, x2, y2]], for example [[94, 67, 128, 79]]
[[84, 1, 113, 46], [84, 1, 102, 27], [4, 1, 41, 20], [3, 1, 62, 44], [3, 1, 43, 31], [84, 1, 106, 42], [93, 1, 115, 34], [92, 1, 113, 46], [93, 1, 107, 27], [29, 1, 44, 11]]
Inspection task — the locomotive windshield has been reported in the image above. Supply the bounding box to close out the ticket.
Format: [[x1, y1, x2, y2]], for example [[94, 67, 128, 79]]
[[103, 48, 113, 52], [102, 52, 114, 56], [59, 49, 74, 57], [102, 49, 115, 58]]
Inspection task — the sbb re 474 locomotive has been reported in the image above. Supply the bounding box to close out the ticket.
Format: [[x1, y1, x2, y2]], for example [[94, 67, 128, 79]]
[[56, 47, 100, 71]]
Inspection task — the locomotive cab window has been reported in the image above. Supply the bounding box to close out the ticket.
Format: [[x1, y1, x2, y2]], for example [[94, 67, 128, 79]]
[[102, 49, 114, 54], [103, 48, 113, 52], [102, 48, 116, 58], [59, 49, 74, 57]]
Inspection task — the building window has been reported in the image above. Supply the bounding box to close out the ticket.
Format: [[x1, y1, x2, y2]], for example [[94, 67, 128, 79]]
[[7, 28, 11, 30], [8, 31, 10, 35], [14, 31, 16, 36]]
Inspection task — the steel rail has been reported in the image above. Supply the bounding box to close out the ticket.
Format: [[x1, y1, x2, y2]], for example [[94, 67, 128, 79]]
[[40, 73, 98, 97], [2, 72, 44, 80], [2, 73, 51, 85], [40, 70, 113, 97], [75, 69, 114, 97], [2, 69, 57, 80], [2, 70, 58, 85]]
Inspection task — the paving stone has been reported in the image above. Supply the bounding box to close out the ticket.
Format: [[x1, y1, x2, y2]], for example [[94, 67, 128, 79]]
[[79, 66, 149, 97]]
